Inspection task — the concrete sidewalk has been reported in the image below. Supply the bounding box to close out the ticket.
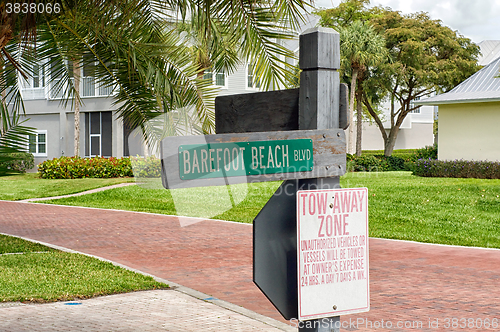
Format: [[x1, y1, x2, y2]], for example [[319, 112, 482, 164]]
[[1, 200, 500, 331], [0, 289, 290, 331]]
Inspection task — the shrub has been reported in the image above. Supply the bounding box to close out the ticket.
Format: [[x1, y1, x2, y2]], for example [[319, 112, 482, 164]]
[[130, 155, 161, 178], [347, 155, 389, 172], [38, 156, 133, 179], [0, 152, 34, 174], [413, 159, 500, 179], [362, 149, 418, 160], [375, 155, 407, 171], [392, 152, 417, 162], [347, 154, 409, 172], [348, 146, 438, 173], [415, 143, 438, 160]]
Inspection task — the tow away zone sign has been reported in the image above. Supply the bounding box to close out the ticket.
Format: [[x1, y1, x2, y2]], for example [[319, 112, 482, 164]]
[[297, 188, 369, 321]]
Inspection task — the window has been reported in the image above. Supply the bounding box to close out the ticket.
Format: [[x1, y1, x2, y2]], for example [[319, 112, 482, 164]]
[[215, 71, 225, 86], [49, 57, 113, 99], [20, 63, 45, 89], [49, 58, 65, 99], [82, 54, 96, 97], [20, 63, 46, 100], [246, 64, 260, 89], [85, 112, 112, 157], [203, 70, 213, 81], [203, 69, 226, 88], [410, 96, 421, 114], [28, 131, 47, 157], [32, 63, 45, 88]]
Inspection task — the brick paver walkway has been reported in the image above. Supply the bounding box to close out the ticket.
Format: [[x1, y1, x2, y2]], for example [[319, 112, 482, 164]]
[[1, 201, 500, 331]]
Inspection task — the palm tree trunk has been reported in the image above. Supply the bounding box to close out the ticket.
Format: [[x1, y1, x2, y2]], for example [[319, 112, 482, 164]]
[[73, 60, 81, 157], [348, 68, 358, 154], [355, 85, 363, 156]]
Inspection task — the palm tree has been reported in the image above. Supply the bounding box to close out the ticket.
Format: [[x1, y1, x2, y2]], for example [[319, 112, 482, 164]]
[[1, 0, 311, 154], [339, 21, 385, 155], [0, 2, 37, 174]]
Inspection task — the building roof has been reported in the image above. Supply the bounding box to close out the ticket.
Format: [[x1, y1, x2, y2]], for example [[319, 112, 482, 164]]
[[478, 40, 500, 66], [415, 55, 500, 105]]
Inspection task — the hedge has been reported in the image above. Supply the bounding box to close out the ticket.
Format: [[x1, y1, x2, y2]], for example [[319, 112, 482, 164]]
[[361, 149, 418, 162], [348, 145, 438, 172], [413, 159, 500, 179], [414, 143, 438, 160]]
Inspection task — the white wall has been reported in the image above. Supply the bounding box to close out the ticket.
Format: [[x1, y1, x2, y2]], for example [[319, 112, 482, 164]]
[[438, 102, 500, 161], [217, 63, 262, 97], [348, 121, 434, 152]]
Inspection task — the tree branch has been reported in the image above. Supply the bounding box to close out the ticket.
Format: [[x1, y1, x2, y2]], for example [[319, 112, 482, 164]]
[[362, 91, 387, 141]]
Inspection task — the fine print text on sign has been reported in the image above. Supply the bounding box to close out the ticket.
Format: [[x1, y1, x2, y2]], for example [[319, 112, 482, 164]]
[[297, 188, 369, 321], [179, 139, 313, 180]]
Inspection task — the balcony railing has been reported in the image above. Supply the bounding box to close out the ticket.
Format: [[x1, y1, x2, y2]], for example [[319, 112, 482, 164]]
[[48, 77, 114, 100], [21, 77, 114, 100], [21, 87, 46, 100], [82, 77, 96, 97]]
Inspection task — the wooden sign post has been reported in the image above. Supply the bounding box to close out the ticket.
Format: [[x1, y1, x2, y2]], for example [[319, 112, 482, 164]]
[[160, 27, 368, 332]]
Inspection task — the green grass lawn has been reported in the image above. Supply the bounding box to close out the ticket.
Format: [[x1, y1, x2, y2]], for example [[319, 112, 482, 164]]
[[0, 234, 167, 303], [39, 172, 500, 248], [41, 179, 282, 223], [0, 173, 134, 201]]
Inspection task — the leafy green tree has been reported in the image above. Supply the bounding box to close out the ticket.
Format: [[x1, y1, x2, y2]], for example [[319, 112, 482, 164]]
[[367, 9, 480, 156], [316, 0, 371, 28], [319, 1, 480, 156], [176, 10, 240, 80]]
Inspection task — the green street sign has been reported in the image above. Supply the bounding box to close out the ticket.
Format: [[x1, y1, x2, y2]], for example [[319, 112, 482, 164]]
[[179, 139, 313, 180], [160, 129, 346, 189]]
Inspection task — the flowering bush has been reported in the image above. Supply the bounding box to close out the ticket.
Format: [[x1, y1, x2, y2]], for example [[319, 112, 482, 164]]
[[413, 159, 500, 179], [414, 144, 438, 160], [38, 156, 133, 179], [130, 155, 161, 178]]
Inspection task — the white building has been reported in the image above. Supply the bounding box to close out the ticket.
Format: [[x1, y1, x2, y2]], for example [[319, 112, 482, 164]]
[[357, 101, 435, 151], [415, 41, 500, 161]]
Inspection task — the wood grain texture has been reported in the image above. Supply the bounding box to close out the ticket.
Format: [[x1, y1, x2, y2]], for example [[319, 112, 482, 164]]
[[160, 129, 346, 189], [339, 83, 349, 130], [215, 89, 299, 134]]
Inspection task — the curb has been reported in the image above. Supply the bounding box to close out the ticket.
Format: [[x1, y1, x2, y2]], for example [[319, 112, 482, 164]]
[[0, 232, 295, 332]]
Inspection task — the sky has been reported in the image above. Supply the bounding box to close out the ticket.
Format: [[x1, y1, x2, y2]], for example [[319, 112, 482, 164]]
[[313, 0, 500, 44]]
